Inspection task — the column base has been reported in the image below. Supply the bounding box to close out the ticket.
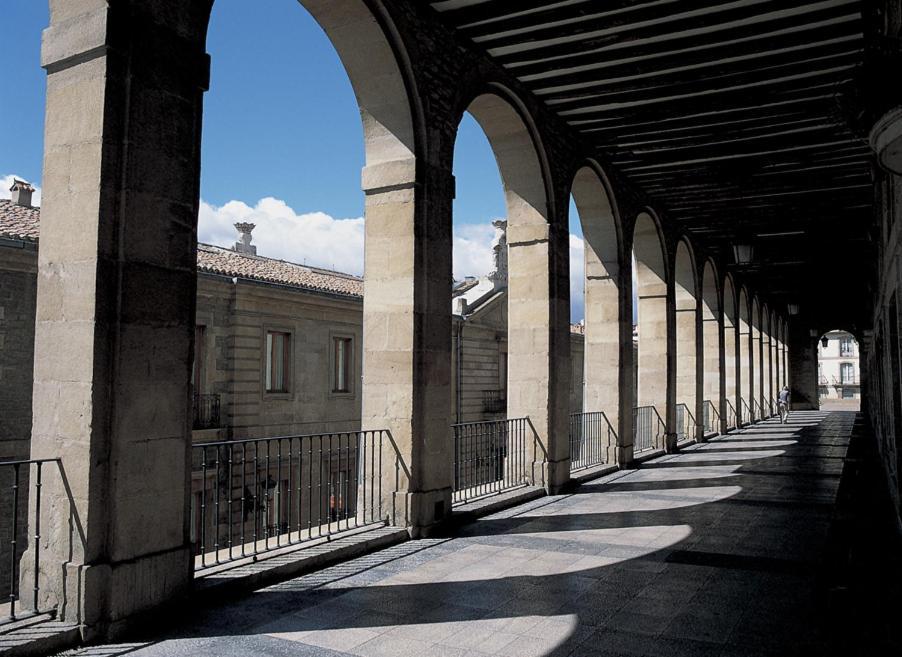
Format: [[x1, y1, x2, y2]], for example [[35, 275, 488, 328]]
[[396, 487, 452, 538]]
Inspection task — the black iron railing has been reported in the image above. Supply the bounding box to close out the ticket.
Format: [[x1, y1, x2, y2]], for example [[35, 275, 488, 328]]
[[634, 406, 665, 453], [193, 393, 221, 430], [752, 398, 763, 421], [675, 403, 697, 443], [482, 390, 506, 414], [2, 459, 59, 624], [192, 430, 401, 570], [702, 400, 719, 435], [569, 411, 616, 472], [740, 398, 752, 425], [451, 417, 537, 505], [724, 398, 738, 430]]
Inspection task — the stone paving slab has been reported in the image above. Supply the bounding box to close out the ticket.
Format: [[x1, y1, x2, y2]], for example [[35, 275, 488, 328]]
[[53, 411, 854, 657]]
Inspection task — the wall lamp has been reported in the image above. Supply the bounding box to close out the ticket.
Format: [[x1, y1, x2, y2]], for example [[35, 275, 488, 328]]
[[787, 303, 800, 316], [732, 244, 754, 265]]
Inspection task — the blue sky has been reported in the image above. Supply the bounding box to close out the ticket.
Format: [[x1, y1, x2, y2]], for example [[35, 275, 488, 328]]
[[0, 0, 586, 321]]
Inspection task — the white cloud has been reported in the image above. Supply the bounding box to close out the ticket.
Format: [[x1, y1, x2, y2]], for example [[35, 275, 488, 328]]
[[198, 197, 365, 275], [0, 174, 41, 206], [453, 222, 496, 281], [198, 198, 591, 321]]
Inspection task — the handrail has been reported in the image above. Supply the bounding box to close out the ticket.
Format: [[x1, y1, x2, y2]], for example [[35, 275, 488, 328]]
[[634, 405, 665, 453], [452, 417, 535, 505]]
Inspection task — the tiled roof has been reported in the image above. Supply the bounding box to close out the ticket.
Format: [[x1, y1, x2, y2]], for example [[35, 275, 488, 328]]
[[0, 202, 363, 298], [197, 244, 362, 298], [0, 200, 40, 241]]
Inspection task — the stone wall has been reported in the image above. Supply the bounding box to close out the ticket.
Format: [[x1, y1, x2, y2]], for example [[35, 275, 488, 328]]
[[866, 170, 902, 532]]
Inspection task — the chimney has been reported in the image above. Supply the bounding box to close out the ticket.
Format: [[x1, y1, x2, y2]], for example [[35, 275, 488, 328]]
[[234, 222, 257, 255], [9, 179, 34, 208]]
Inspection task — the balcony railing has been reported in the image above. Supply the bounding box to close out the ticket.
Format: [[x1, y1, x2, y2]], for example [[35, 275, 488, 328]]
[[451, 417, 539, 505], [675, 403, 697, 443], [569, 411, 616, 472], [482, 390, 506, 414], [702, 400, 719, 435], [191, 430, 402, 571], [634, 406, 665, 453], [1, 458, 64, 625], [193, 393, 221, 430]]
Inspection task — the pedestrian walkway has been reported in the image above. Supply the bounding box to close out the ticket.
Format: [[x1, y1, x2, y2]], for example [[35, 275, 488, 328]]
[[59, 412, 856, 657]]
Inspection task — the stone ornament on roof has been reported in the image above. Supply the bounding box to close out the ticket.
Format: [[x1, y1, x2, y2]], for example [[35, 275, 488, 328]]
[[234, 222, 257, 256], [487, 219, 507, 286]]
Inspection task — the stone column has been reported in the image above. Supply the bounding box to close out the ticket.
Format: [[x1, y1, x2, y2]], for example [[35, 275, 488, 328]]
[[507, 219, 572, 492], [723, 316, 737, 431], [361, 159, 453, 535], [787, 323, 819, 409], [637, 265, 669, 449], [751, 321, 762, 420], [674, 296, 697, 439], [702, 302, 721, 437], [739, 322, 753, 424], [762, 331, 772, 416], [25, 3, 208, 638]]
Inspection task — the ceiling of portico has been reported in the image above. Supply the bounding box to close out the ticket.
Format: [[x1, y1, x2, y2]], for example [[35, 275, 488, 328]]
[[430, 0, 877, 326]]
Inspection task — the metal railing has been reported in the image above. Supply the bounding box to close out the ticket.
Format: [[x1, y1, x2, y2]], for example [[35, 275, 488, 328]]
[[675, 403, 697, 443], [193, 393, 221, 430], [634, 406, 665, 453], [702, 400, 719, 435], [569, 411, 616, 472], [451, 417, 538, 505], [482, 390, 506, 414], [725, 399, 738, 430], [192, 430, 402, 570], [2, 459, 60, 624], [752, 398, 763, 421], [740, 398, 752, 425]]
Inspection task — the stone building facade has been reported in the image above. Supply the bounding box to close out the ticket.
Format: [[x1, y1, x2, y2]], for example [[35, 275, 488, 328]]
[[817, 330, 861, 401]]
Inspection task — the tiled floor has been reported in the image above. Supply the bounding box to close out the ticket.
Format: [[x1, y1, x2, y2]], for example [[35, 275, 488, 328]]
[[62, 411, 855, 657]]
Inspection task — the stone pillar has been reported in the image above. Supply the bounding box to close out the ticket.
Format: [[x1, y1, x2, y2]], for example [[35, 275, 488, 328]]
[[751, 321, 762, 419], [739, 323, 753, 423], [576, 177, 622, 463], [702, 301, 721, 437], [674, 295, 697, 437], [637, 264, 669, 449], [723, 316, 737, 430], [787, 323, 819, 409], [619, 276, 636, 465], [25, 3, 208, 637], [507, 219, 572, 492], [762, 331, 772, 416], [361, 159, 453, 535]]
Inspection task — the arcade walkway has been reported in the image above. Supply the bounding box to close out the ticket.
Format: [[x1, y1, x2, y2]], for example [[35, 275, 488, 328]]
[[60, 412, 877, 657]]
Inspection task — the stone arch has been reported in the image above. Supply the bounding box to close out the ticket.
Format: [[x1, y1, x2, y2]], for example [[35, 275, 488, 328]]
[[737, 287, 754, 423], [674, 239, 699, 442], [632, 210, 669, 450], [570, 163, 624, 460], [722, 274, 739, 428], [701, 259, 722, 433], [454, 88, 567, 487], [29, 0, 433, 626], [206, 0, 421, 167]]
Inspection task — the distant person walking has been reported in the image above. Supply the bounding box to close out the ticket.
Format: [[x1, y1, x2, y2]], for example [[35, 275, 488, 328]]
[[778, 386, 791, 423]]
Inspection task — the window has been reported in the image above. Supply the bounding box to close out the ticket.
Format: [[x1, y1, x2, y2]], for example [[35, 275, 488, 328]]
[[192, 326, 206, 392], [265, 331, 290, 392], [840, 336, 855, 357], [333, 337, 353, 393], [840, 362, 855, 385]]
